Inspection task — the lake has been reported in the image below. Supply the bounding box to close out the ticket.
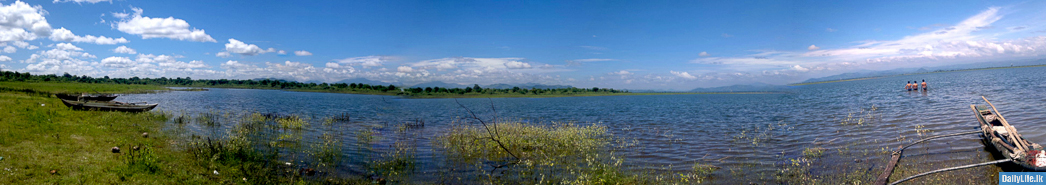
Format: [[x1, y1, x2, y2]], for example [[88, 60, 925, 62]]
[[119, 66, 1046, 183]]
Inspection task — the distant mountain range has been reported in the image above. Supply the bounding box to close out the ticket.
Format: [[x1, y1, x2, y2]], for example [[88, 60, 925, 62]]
[[689, 83, 790, 92], [800, 59, 1046, 84], [410, 81, 469, 88]]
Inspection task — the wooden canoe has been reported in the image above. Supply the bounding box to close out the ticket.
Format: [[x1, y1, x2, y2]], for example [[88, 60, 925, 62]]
[[55, 93, 118, 101], [60, 99, 157, 112], [971, 97, 1046, 171]]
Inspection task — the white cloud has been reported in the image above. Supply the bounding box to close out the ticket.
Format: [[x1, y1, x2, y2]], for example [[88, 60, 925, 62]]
[[215, 51, 231, 58], [3, 46, 15, 53], [699, 51, 710, 57], [670, 71, 698, 80], [112, 45, 136, 54], [53, 0, 111, 3], [160, 60, 208, 70], [100, 56, 135, 68], [791, 65, 809, 72], [49, 27, 128, 44], [12, 41, 30, 48], [397, 66, 413, 73], [610, 70, 632, 75], [503, 61, 531, 69], [0, 55, 10, 62], [294, 50, 312, 56], [277, 50, 287, 55], [334, 56, 390, 67], [807, 45, 820, 50], [224, 38, 270, 56], [55, 43, 83, 51], [0, 1, 53, 42], [114, 7, 216, 42]]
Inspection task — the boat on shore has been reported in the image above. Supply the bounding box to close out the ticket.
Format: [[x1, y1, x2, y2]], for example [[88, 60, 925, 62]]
[[972, 97, 1046, 171], [60, 99, 158, 112], [55, 93, 118, 101]]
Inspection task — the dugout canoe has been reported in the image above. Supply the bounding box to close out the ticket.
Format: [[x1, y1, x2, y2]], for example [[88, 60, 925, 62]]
[[972, 97, 1046, 171], [60, 99, 157, 112], [55, 93, 118, 101]]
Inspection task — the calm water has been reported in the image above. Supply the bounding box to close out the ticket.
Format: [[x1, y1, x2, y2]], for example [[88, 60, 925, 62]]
[[119, 66, 1046, 183]]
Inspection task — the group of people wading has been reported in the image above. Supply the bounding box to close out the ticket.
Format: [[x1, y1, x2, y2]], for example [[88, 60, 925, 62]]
[[906, 80, 927, 91]]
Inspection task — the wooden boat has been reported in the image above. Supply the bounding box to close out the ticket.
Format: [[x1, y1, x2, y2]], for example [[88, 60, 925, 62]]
[[971, 97, 1046, 171], [60, 99, 158, 112], [55, 93, 118, 101]]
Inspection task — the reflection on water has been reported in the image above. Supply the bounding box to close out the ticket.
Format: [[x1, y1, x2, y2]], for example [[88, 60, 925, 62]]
[[119, 66, 1046, 183]]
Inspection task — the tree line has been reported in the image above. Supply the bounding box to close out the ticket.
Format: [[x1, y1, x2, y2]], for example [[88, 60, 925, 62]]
[[0, 71, 627, 96]]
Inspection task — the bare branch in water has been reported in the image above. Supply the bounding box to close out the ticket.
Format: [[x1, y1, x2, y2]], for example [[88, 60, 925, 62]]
[[454, 99, 520, 161]]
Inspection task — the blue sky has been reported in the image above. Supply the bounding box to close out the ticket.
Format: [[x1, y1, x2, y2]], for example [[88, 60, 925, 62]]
[[1, 0, 1045, 90]]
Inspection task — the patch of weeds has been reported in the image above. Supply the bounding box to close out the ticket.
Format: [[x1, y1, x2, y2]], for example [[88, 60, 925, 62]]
[[802, 147, 826, 159]]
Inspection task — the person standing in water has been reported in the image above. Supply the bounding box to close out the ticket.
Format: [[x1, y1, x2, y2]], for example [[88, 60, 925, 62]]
[[906, 81, 912, 91], [921, 79, 927, 91]]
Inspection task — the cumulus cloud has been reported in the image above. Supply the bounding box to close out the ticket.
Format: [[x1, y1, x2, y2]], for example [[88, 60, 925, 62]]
[[49, 27, 128, 44], [224, 39, 272, 56], [100, 56, 134, 68], [396, 66, 414, 73], [294, 50, 312, 56], [670, 71, 697, 79], [807, 45, 820, 50], [503, 61, 531, 69], [334, 56, 390, 67], [277, 50, 287, 55], [55, 43, 83, 51], [114, 7, 216, 42], [112, 45, 136, 54], [0, 55, 10, 62], [610, 70, 632, 75], [0, 1, 53, 42], [215, 52, 231, 58], [699, 51, 710, 57], [3, 46, 15, 53]]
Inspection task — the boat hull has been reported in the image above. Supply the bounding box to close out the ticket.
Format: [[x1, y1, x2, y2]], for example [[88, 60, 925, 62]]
[[55, 94, 118, 101], [60, 99, 157, 112], [971, 105, 1046, 171]]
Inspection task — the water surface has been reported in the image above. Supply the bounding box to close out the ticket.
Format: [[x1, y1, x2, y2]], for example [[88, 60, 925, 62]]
[[121, 66, 1046, 183]]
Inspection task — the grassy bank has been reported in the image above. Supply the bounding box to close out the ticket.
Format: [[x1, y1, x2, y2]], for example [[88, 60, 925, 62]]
[[0, 81, 167, 95], [0, 90, 214, 183]]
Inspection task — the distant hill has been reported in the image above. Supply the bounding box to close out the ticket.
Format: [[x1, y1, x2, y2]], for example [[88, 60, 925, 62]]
[[690, 83, 789, 92], [335, 78, 400, 86], [800, 59, 1046, 84], [410, 81, 470, 88], [485, 83, 572, 89]]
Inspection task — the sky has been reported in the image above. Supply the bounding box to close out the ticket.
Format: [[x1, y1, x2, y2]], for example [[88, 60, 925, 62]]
[[1, 0, 1046, 90]]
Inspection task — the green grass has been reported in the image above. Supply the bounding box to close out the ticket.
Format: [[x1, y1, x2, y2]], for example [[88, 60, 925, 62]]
[[0, 81, 166, 94], [0, 91, 216, 184]]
